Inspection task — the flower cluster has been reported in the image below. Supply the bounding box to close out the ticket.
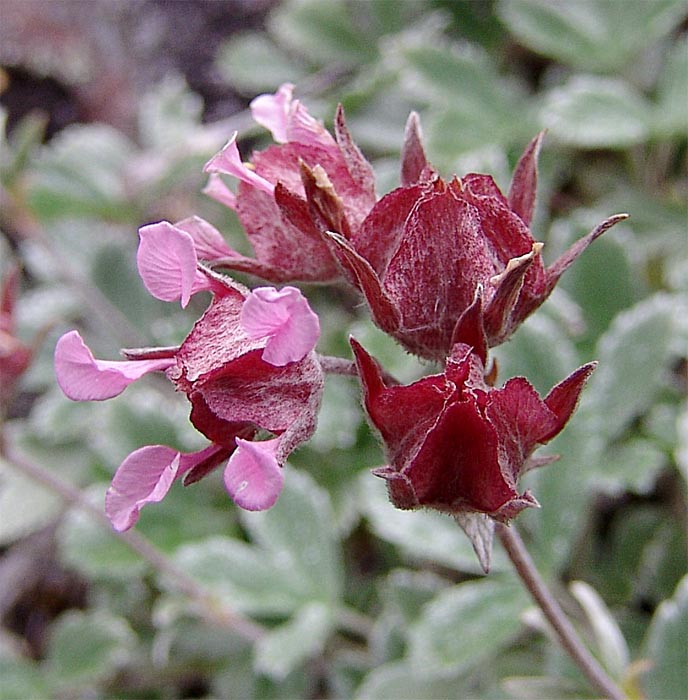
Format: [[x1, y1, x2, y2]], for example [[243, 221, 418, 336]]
[[55, 225, 322, 530], [54, 84, 624, 554]]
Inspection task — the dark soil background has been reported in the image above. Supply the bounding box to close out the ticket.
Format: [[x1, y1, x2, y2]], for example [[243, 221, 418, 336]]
[[0, 0, 277, 139]]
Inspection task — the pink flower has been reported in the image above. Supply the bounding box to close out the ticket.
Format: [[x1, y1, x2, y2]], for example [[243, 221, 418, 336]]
[[55, 244, 323, 529], [351, 337, 596, 521], [105, 444, 232, 531], [323, 120, 627, 361], [202, 83, 377, 283], [54, 330, 176, 401], [137, 220, 233, 307], [241, 286, 321, 366], [223, 438, 283, 511]]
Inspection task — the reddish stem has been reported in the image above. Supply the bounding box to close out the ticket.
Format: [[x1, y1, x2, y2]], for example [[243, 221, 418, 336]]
[[496, 523, 626, 700]]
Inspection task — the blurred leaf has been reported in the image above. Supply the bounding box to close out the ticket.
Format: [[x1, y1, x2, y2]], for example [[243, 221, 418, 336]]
[[518, 414, 595, 573], [217, 33, 307, 93], [57, 484, 146, 580], [583, 294, 676, 442], [653, 35, 688, 138], [676, 403, 688, 487], [541, 76, 651, 148], [240, 470, 344, 606], [641, 575, 688, 700], [28, 125, 136, 222], [498, 0, 687, 72], [596, 189, 687, 265], [45, 610, 137, 688], [397, 39, 530, 158], [502, 675, 591, 699], [138, 76, 205, 150], [555, 226, 639, 348], [594, 438, 666, 496], [408, 577, 528, 676], [91, 243, 171, 335], [355, 660, 467, 700], [636, 517, 688, 608], [360, 474, 507, 574], [254, 602, 333, 679], [0, 455, 62, 545], [175, 471, 343, 615], [173, 537, 298, 615], [0, 108, 47, 187], [308, 374, 363, 453], [582, 504, 687, 608], [381, 569, 448, 626], [269, 0, 379, 66], [0, 658, 48, 700], [569, 581, 629, 679], [492, 313, 580, 396]]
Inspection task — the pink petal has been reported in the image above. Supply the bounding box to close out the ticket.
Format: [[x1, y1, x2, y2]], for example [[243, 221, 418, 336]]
[[250, 83, 335, 149], [240, 286, 320, 366], [202, 173, 237, 210], [105, 444, 220, 531], [223, 437, 283, 510], [137, 222, 212, 307], [54, 330, 174, 401], [203, 133, 275, 195], [250, 82, 294, 143], [174, 216, 234, 260]]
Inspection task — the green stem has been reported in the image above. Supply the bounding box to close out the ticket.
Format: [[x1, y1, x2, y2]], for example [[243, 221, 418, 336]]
[[496, 523, 626, 700], [1, 442, 265, 642]]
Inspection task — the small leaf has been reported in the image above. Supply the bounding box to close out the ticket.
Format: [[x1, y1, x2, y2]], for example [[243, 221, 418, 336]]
[[641, 575, 688, 700], [569, 581, 629, 678], [254, 602, 333, 679], [408, 578, 528, 676], [45, 610, 137, 687], [541, 76, 651, 148]]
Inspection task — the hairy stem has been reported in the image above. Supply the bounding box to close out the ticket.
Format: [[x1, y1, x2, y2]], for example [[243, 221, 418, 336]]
[[496, 523, 625, 700], [1, 443, 265, 642], [317, 353, 399, 385]]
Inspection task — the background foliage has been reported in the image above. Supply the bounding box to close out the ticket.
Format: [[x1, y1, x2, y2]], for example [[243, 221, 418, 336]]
[[1, 1, 686, 698]]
